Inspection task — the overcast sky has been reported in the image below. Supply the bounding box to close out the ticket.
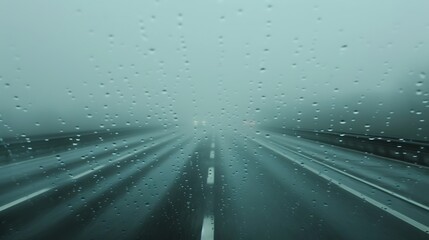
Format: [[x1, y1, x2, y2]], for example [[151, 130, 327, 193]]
[[1, 0, 428, 140]]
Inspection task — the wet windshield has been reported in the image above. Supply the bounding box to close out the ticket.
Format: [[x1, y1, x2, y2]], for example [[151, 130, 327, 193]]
[[1, 1, 428, 239]]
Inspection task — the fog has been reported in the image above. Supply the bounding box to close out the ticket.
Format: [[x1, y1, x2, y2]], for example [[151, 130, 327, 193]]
[[1, 1, 428, 140]]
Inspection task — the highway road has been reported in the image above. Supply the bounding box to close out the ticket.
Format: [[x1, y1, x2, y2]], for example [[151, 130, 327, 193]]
[[0, 129, 428, 239]]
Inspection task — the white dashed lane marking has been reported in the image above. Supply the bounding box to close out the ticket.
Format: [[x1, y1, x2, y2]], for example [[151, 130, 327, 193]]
[[200, 215, 215, 240], [207, 167, 215, 185], [201, 141, 216, 240]]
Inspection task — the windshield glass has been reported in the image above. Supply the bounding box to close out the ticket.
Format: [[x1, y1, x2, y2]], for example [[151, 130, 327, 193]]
[[1, 1, 428, 239]]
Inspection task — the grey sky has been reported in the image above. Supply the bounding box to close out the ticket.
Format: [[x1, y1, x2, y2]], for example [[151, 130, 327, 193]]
[[1, 0, 428, 139]]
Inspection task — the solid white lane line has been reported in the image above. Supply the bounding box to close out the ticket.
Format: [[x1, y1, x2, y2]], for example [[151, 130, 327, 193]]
[[0, 188, 51, 212], [201, 215, 215, 240], [255, 139, 429, 234], [71, 165, 105, 180], [271, 140, 429, 212], [70, 137, 175, 180], [207, 167, 215, 185], [210, 150, 215, 159]]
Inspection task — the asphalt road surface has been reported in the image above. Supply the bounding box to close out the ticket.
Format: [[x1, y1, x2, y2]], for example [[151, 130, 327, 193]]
[[1, 129, 428, 239]]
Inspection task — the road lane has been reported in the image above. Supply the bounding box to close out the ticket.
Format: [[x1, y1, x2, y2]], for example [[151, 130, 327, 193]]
[[133, 135, 215, 240], [214, 133, 429, 239], [0, 133, 182, 239], [0, 130, 428, 239], [264, 131, 429, 206], [0, 131, 174, 199], [70, 135, 198, 240], [254, 136, 429, 233]]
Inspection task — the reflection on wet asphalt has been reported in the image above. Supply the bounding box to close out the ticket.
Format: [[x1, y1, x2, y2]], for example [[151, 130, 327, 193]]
[[1, 130, 428, 240]]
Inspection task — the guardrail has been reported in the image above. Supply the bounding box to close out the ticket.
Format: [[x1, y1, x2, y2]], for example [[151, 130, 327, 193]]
[[0, 127, 158, 164], [266, 128, 429, 167]]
